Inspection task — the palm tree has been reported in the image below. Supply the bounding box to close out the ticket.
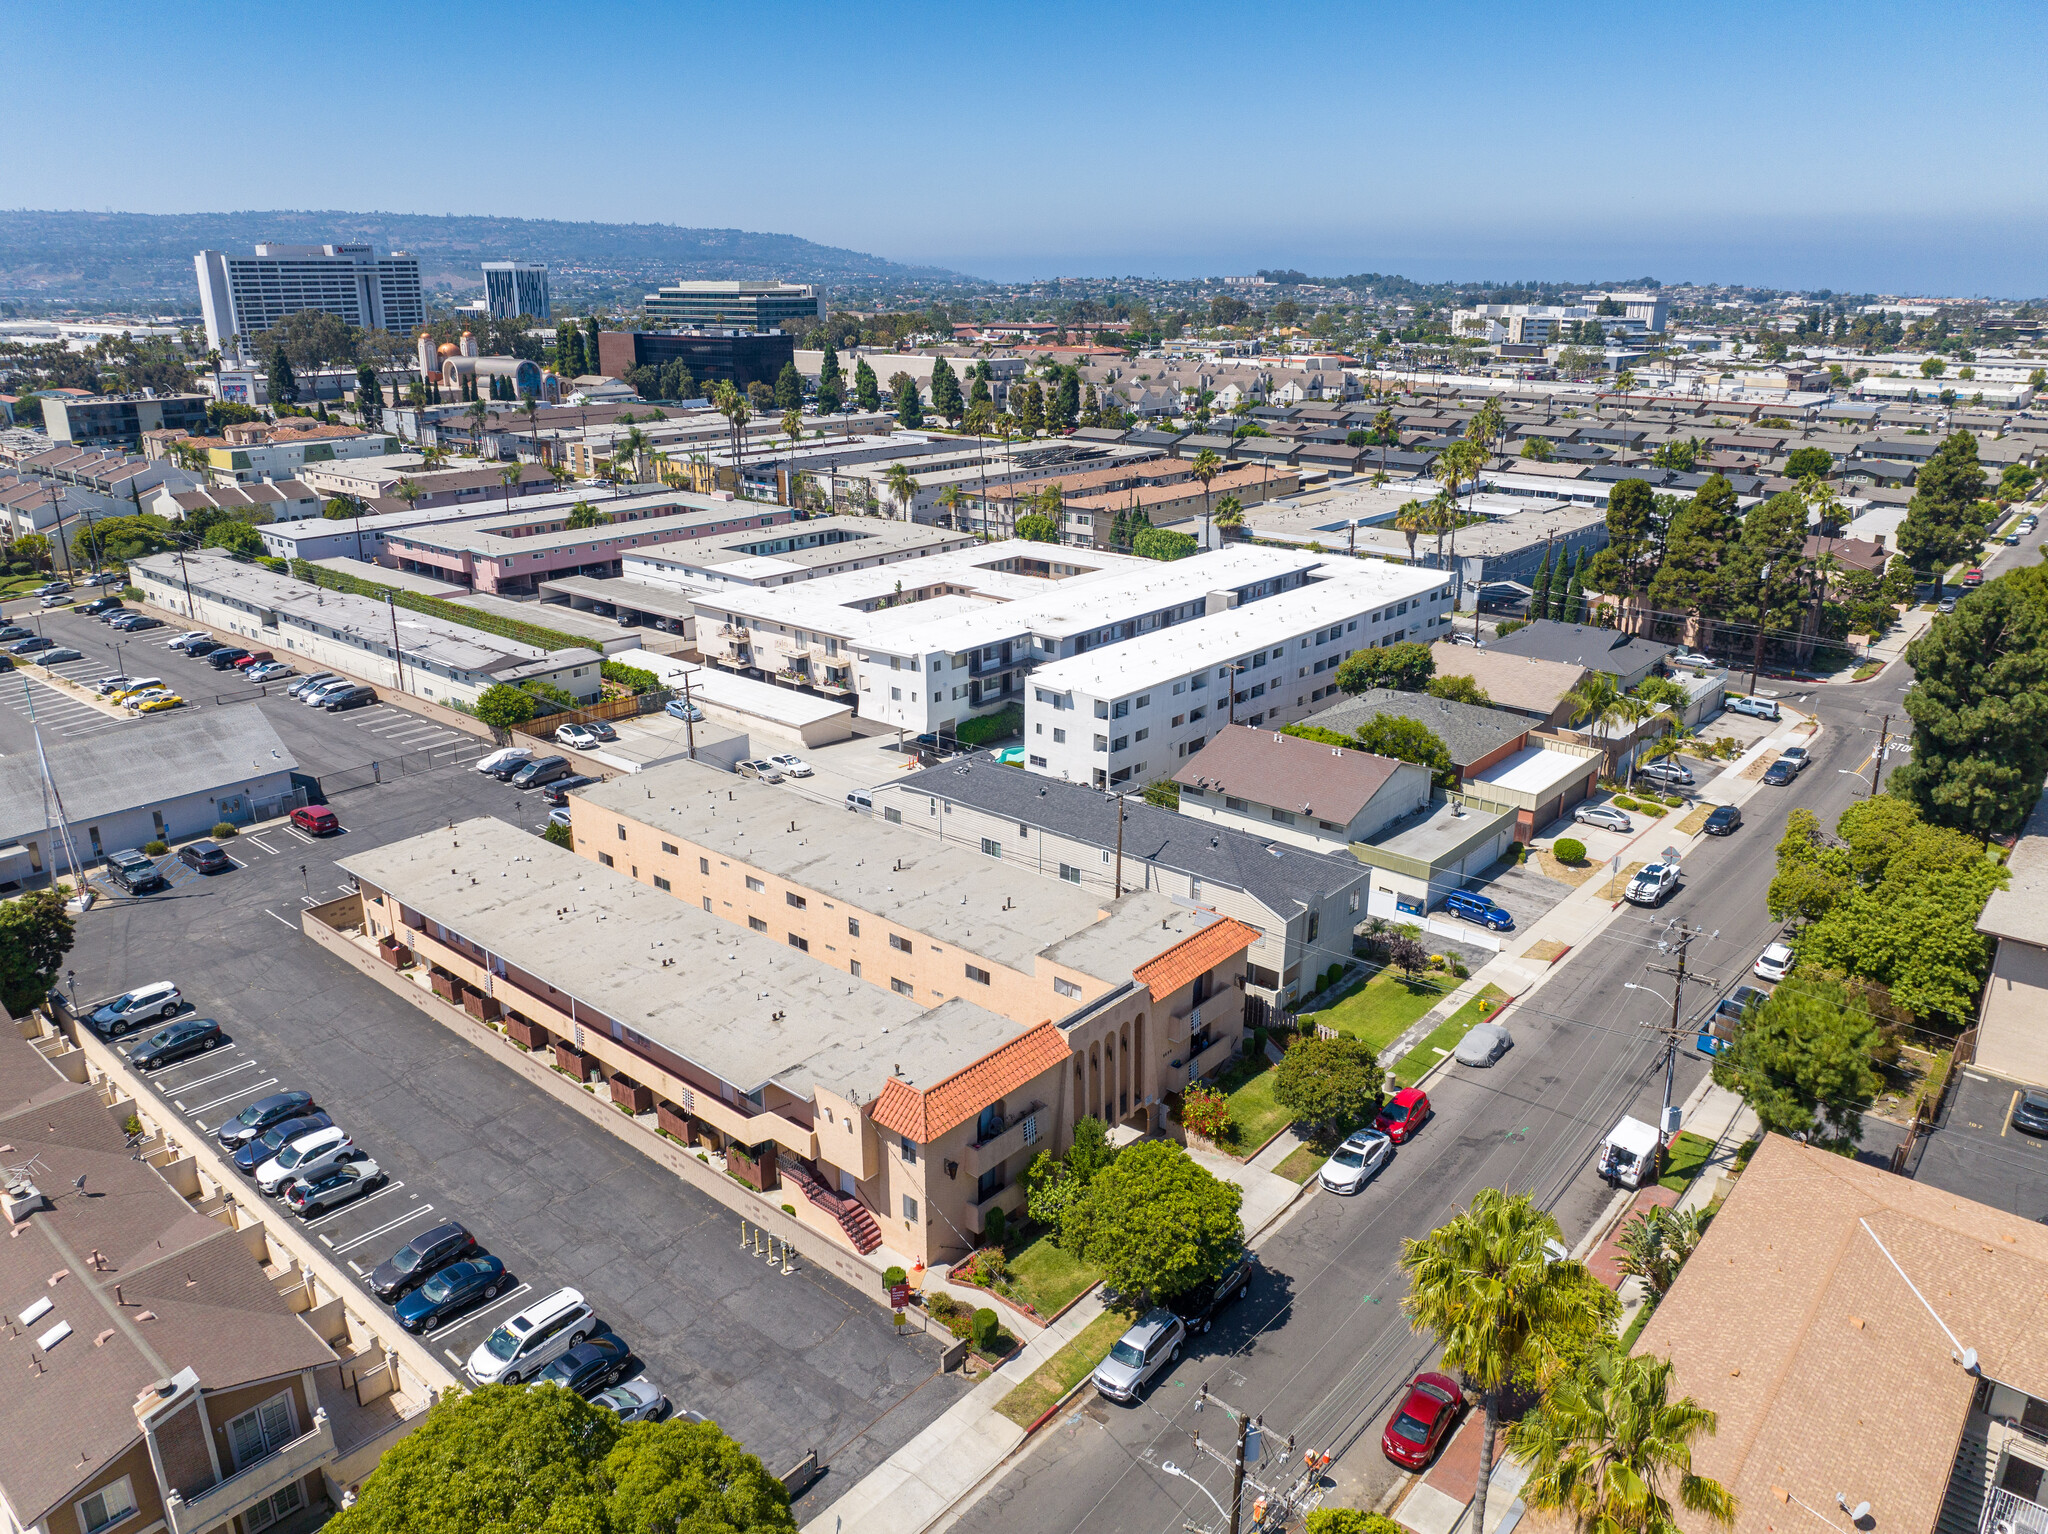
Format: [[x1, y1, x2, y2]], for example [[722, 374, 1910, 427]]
[[937, 483, 966, 530], [1564, 672, 1628, 778], [498, 463, 522, 514], [1374, 405, 1398, 479], [466, 398, 488, 450], [520, 391, 541, 457], [1394, 499, 1431, 564], [393, 477, 423, 512], [614, 424, 650, 486], [712, 381, 751, 494], [1402, 1189, 1575, 1534], [1508, 1348, 1735, 1534], [1612, 1206, 1706, 1302], [1213, 494, 1244, 539], [884, 461, 920, 522], [1190, 448, 1223, 546], [544, 462, 574, 493], [963, 401, 994, 533]]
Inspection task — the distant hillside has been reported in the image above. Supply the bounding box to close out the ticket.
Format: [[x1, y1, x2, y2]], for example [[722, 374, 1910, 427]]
[[0, 209, 969, 309]]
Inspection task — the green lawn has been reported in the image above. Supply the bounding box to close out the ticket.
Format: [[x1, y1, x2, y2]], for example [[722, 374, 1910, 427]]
[[1211, 1055, 1294, 1153], [1391, 984, 1513, 1087], [1273, 1142, 1325, 1184], [1657, 1130, 1717, 1194], [1002, 1230, 1101, 1317], [994, 1310, 1127, 1426], [1300, 970, 1443, 1053]]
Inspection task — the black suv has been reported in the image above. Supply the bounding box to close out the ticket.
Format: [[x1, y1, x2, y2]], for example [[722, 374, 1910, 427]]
[[232, 1111, 335, 1174], [109, 860, 168, 895], [1703, 804, 1743, 836], [80, 596, 124, 617], [207, 648, 251, 670], [1165, 1251, 1258, 1334], [369, 1221, 479, 1301]]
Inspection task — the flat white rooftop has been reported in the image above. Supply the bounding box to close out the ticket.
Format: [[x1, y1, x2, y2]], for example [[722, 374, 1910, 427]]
[[1467, 744, 1588, 797], [613, 650, 853, 729]]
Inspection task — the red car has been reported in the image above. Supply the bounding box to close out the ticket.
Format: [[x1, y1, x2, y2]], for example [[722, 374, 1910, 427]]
[[232, 650, 274, 670], [1375, 1087, 1431, 1144], [1963, 569, 1984, 588], [290, 805, 339, 835], [1383, 1371, 1464, 1468]]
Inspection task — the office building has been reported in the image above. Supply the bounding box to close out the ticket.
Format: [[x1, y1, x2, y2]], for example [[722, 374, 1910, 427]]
[[641, 280, 822, 333], [41, 391, 208, 446], [194, 244, 425, 351], [596, 329, 796, 392], [482, 260, 551, 320]]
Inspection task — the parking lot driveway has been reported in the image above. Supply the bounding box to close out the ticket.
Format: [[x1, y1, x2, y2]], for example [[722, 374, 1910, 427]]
[[1914, 1067, 2048, 1221], [1475, 856, 1572, 929]]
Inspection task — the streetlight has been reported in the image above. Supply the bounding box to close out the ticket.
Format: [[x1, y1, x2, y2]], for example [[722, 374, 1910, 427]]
[[1158, 1462, 1229, 1524]]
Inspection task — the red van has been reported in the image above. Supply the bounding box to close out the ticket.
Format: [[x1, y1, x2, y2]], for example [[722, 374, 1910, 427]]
[[290, 805, 339, 836]]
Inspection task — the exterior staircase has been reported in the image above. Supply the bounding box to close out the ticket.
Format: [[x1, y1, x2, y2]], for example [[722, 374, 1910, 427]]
[[784, 1162, 883, 1255], [1938, 1431, 1997, 1534]]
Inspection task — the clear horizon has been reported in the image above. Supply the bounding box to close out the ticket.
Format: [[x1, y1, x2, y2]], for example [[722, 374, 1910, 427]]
[[6, 0, 2045, 298]]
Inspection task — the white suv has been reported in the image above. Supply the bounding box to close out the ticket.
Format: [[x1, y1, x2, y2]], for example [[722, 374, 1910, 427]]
[[467, 1288, 594, 1385], [256, 1127, 358, 1195]]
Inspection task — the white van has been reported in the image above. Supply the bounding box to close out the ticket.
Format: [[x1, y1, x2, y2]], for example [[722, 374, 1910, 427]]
[[466, 1288, 593, 1385], [845, 789, 874, 813]]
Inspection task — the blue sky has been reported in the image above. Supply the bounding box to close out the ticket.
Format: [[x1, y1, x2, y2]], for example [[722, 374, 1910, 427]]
[[9, 0, 2045, 294]]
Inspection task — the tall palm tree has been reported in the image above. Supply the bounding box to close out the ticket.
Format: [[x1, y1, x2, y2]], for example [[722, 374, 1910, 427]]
[[1508, 1348, 1735, 1534], [1190, 448, 1223, 546], [1564, 672, 1628, 778], [963, 401, 994, 534], [712, 381, 751, 494], [1374, 405, 1398, 479], [466, 398, 488, 450], [614, 425, 650, 486], [1213, 494, 1244, 539], [520, 391, 541, 457], [498, 463, 522, 514], [1394, 499, 1432, 564], [936, 483, 966, 531], [544, 462, 574, 493], [884, 461, 920, 522], [1402, 1188, 1574, 1534], [393, 477, 423, 512]]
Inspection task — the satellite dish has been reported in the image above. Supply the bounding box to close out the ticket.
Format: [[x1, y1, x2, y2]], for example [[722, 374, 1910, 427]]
[[1853, 1505, 1871, 1523], [1961, 1347, 1980, 1374]]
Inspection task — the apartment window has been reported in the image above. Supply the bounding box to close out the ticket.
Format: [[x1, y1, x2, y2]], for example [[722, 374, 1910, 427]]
[[1018, 822, 1030, 838], [980, 837, 1003, 858], [1094, 700, 1109, 718], [1188, 706, 1206, 722], [745, 875, 765, 893], [702, 897, 712, 913], [1094, 734, 1109, 752], [1058, 863, 1081, 884], [653, 875, 671, 892], [1172, 714, 1185, 727], [1112, 700, 1129, 718], [1191, 672, 1207, 690], [227, 1392, 298, 1470], [891, 977, 914, 996], [890, 933, 912, 953], [1172, 681, 1185, 695], [848, 916, 861, 937], [786, 891, 807, 909], [1030, 754, 1047, 767], [598, 852, 614, 868], [1054, 976, 1082, 999], [1271, 807, 1295, 825], [76, 1477, 137, 1534], [1135, 728, 1149, 742], [903, 1194, 919, 1222], [884, 806, 903, 824], [1226, 796, 1248, 811], [661, 841, 678, 855], [748, 916, 768, 933], [699, 857, 709, 874], [965, 963, 991, 985], [850, 959, 861, 978], [1054, 727, 1066, 743], [891, 686, 902, 700], [1136, 693, 1151, 707], [789, 933, 809, 952], [1350, 890, 1362, 912]]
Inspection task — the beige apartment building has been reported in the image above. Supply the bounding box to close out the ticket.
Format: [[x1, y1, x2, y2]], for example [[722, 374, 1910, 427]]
[[343, 813, 1252, 1268]]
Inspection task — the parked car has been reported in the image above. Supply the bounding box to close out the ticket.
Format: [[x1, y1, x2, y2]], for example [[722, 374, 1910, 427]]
[[230, 651, 271, 670], [1963, 568, 1985, 587], [1574, 803, 1633, 833], [166, 631, 210, 649], [736, 759, 784, 783], [184, 639, 224, 657], [303, 678, 357, 706], [1636, 759, 1694, 787], [529, 1333, 634, 1398], [768, 753, 814, 778], [1091, 1309, 1185, 1403], [1625, 860, 1681, 905], [32, 581, 69, 597], [592, 1378, 674, 1423], [663, 699, 703, 723], [1725, 695, 1779, 720], [1718, 984, 1768, 1021], [1382, 1372, 1466, 1469], [285, 1159, 387, 1218], [1454, 1021, 1514, 1067], [215, 1090, 317, 1149], [80, 596, 123, 617], [1703, 804, 1743, 836], [231, 1112, 334, 1175], [323, 685, 377, 711], [0, 626, 32, 642], [1778, 746, 1809, 774], [1937, 597, 1957, 615], [176, 838, 234, 873], [109, 859, 168, 895], [207, 648, 251, 670], [87, 980, 181, 1036], [475, 745, 533, 774], [1669, 650, 1714, 669], [256, 1127, 360, 1195], [116, 616, 163, 633], [136, 694, 183, 713], [555, 723, 603, 751], [83, 571, 123, 587], [845, 789, 874, 813], [40, 648, 83, 663], [1762, 759, 1798, 786], [245, 662, 295, 683], [540, 776, 601, 806], [509, 755, 572, 789], [394, 1255, 508, 1333], [466, 1288, 595, 1385], [127, 1017, 222, 1071], [9, 636, 53, 655], [290, 804, 340, 835], [108, 680, 164, 703], [1442, 889, 1513, 931], [1165, 1251, 1257, 1334], [2006, 533, 2023, 546], [38, 592, 71, 608], [2012, 1092, 2048, 1139], [104, 847, 154, 877], [1753, 942, 1795, 982], [1318, 1128, 1393, 1194], [1375, 1087, 1431, 1143], [548, 806, 574, 829], [370, 1221, 481, 1301], [287, 671, 341, 698]]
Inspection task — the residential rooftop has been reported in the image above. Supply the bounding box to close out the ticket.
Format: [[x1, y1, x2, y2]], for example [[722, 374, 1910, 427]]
[[1978, 779, 2048, 949], [1302, 687, 1528, 769], [1172, 724, 1410, 824], [1484, 617, 1676, 672]]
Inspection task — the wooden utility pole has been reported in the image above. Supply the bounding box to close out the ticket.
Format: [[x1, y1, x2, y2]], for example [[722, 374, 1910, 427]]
[[1113, 790, 1127, 897]]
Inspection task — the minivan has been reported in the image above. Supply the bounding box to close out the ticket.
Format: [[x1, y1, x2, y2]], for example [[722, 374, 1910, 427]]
[[466, 1288, 594, 1385], [323, 685, 376, 712], [509, 755, 571, 789]]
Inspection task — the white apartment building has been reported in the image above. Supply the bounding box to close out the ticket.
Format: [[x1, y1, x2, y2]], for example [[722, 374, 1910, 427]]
[[1022, 563, 1454, 788], [195, 244, 425, 351], [1451, 298, 1666, 347]]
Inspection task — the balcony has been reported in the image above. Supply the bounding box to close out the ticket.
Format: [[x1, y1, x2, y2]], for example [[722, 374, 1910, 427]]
[[165, 1409, 333, 1534], [1981, 1486, 2048, 1534], [962, 1103, 1046, 1178]]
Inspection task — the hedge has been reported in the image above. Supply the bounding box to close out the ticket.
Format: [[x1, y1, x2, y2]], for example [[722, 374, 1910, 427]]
[[955, 703, 1022, 747], [289, 559, 587, 652], [601, 659, 661, 694]]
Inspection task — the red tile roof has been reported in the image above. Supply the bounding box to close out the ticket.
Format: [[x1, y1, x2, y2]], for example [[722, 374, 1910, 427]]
[[868, 1021, 1070, 1144], [1133, 917, 1259, 1002]]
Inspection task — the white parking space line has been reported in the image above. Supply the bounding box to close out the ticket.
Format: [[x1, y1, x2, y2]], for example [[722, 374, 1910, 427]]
[[425, 1283, 533, 1338], [244, 836, 279, 855], [304, 1180, 408, 1231], [266, 910, 296, 928], [224, 854, 247, 869], [185, 1077, 278, 1115], [283, 827, 313, 845], [167, 1059, 259, 1100], [329, 1204, 437, 1254]]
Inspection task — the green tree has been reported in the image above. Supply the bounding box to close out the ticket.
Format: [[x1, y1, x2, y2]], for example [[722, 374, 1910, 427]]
[[1586, 477, 1661, 629], [1563, 568, 1586, 623], [327, 1383, 794, 1534], [883, 461, 921, 521], [1784, 446, 1832, 480], [1132, 526, 1198, 561], [1563, 671, 1628, 777], [1898, 432, 1988, 591], [1402, 1189, 1574, 1534], [1612, 1205, 1706, 1302], [583, 315, 601, 378], [356, 363, 383, 418], [474, 684, 538, 730], [1059, 1140, 1244, 1305], [267, 344, 299, 406], [542, 821, 574, 849], [1015, 513, 1059, 542], [1509, 1348, 1736, 1534], [816, 342, 843, 414], [1212, 494, 1245, 535], [1352, 714, 1456, 787], [892, 373, 924, 428], [1426, 673, 1489, 705], [1521, 436, 1555, 462], [773, 361, 802, 412], [1053, 370, 1081, 431], [565, 501, 606, 530], [929, 356, 961, 421], [1306, 1513, 1403, 1534], [74, 512, 176, 567], [1335, 641, 1436, 694], [1710, 977, 1883, 1142], [1888, 563, 2048, 838], [202, 519, 263, 557], [1023, 1116, 1115, 1232], [1649, 475, 1742, 640], [0, 888, 74, 1016], [1529, 546, 1555, 620], [853, 358, 880, 411], [1273, 1035, 1384, 1135]]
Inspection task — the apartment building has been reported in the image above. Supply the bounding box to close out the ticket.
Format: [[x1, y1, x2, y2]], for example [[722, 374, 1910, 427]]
[[874, 753, 1368, 1016], [195, 244, 423, 351], [0, 1028, 342, 1534], [616, 516, 976, 588], [344, 816, 1253, 1264], [170, 422, 402, 485], [150, 479, 325, 525], [482, 259, 550, 320], [1024, 562, 1455, 787], [42, 392, 209, 447]]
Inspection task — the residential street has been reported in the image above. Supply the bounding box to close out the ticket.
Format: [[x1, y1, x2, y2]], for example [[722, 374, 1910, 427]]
[[942, 662, 1915, 1534]]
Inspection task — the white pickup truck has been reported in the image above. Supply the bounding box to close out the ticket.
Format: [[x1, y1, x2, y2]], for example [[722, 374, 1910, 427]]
[[1626, 860, 1681, 907]]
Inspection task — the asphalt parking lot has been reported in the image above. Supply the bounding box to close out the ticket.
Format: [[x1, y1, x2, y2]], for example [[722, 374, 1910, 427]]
[[1912, 1068, 2048, 1220], [55, 733, 966, 1514]]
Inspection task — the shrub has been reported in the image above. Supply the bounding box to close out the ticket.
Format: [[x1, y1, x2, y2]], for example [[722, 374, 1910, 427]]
[[1553, 837, 1587, 864], [1179, 1082, 1234, 1142], [955, 703, 1023, 747], [122, 1113, 142, 1136], [474, 683, 537, 730], [120, 586, 143, 600], [883, 1265, 907, 1288], [256, 556, 289, 573], [542, 821, 573, 849], [211, 822, 238, 838], [782, 1203, 796, 1216], [1274, 1035, 1384, 1134], [981, 1205, 1007, 1247], [1664, 793, 1685, 807], [142, 840, 168, 856], [600, 659, 661, 694], [1611, 794, 1640, 811], [970, 1307, 1001, 1354]]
